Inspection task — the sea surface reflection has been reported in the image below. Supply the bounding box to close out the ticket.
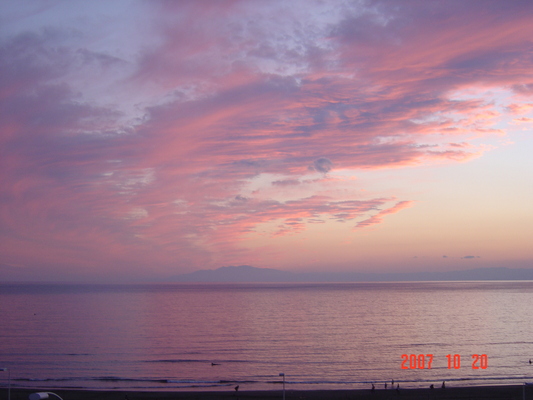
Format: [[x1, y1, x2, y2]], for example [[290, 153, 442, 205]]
[[1, 281, 533, 391]]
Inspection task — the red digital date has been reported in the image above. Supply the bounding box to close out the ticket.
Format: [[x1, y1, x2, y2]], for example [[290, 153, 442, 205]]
[[401, 354, 434, 369], [471, 354, 488, 369], [401, 354, 488, 369]]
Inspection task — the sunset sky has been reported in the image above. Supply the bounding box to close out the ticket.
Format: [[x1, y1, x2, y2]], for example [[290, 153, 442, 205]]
[[1, 0, 533, 282]]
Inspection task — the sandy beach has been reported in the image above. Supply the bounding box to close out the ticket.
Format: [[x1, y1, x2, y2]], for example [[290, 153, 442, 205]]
[[6, 385, 531, 400]]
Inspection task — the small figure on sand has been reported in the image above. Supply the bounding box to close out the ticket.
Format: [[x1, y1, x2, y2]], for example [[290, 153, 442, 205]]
[[235, 385, 239, 392], [371, 383, 375, 392], [430, 384, 434, 390], [384, 383, 387, 389], [441, 381, 445, 389]]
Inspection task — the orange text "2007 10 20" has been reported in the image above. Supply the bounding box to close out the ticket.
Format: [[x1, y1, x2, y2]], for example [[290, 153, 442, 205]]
[[401, 354, 488, 369]]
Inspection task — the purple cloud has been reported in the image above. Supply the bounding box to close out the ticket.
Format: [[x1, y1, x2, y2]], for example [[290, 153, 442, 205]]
[[1, 0, 533, 280]]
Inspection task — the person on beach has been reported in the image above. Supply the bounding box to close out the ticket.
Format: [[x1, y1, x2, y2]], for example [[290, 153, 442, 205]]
[[441, 381, 445, 389]]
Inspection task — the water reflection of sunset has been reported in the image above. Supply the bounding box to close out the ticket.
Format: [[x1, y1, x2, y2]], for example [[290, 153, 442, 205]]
[[3, 282, 532, 391]]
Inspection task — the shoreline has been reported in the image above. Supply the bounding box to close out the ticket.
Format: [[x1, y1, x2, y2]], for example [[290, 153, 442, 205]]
[[6, 385, 532, 400]]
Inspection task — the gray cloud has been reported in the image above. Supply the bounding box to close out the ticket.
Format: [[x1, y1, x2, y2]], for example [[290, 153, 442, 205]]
[[310, 158, 333, 173], [272, 179, 300, 186]]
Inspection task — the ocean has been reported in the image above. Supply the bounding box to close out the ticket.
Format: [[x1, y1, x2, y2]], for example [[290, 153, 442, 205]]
[[1, 281, 533, 392]]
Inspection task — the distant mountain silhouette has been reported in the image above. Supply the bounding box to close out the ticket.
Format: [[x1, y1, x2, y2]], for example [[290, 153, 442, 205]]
[[171, 265, 533, 282], [172, 265, 297, 282]]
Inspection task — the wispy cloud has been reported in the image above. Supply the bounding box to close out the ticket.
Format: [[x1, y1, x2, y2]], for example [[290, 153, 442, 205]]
[[355, 201, 415, 229]]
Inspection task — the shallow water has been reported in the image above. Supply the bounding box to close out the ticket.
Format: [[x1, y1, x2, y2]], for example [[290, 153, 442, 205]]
[[1, 281, 533, 391]]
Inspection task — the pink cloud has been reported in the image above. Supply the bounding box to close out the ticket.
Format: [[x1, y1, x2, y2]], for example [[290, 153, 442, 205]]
[[512, 117, 533, 124], [2, 1, 533, 279], [507, 103, 533, 114], [355, 201, 415, 229]]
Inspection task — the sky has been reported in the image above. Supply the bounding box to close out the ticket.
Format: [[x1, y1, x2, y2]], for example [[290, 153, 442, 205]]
[[1, 0, 533, 282]]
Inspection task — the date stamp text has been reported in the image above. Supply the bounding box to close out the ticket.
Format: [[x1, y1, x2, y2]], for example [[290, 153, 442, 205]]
[[401, 354, 488, 369]]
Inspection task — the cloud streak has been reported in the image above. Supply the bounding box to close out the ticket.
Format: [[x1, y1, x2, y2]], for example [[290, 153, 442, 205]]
[[355, 201, 415, 229]]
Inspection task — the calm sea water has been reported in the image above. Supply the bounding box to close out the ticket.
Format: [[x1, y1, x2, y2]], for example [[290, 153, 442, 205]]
[[1, 281, 533, 392]]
